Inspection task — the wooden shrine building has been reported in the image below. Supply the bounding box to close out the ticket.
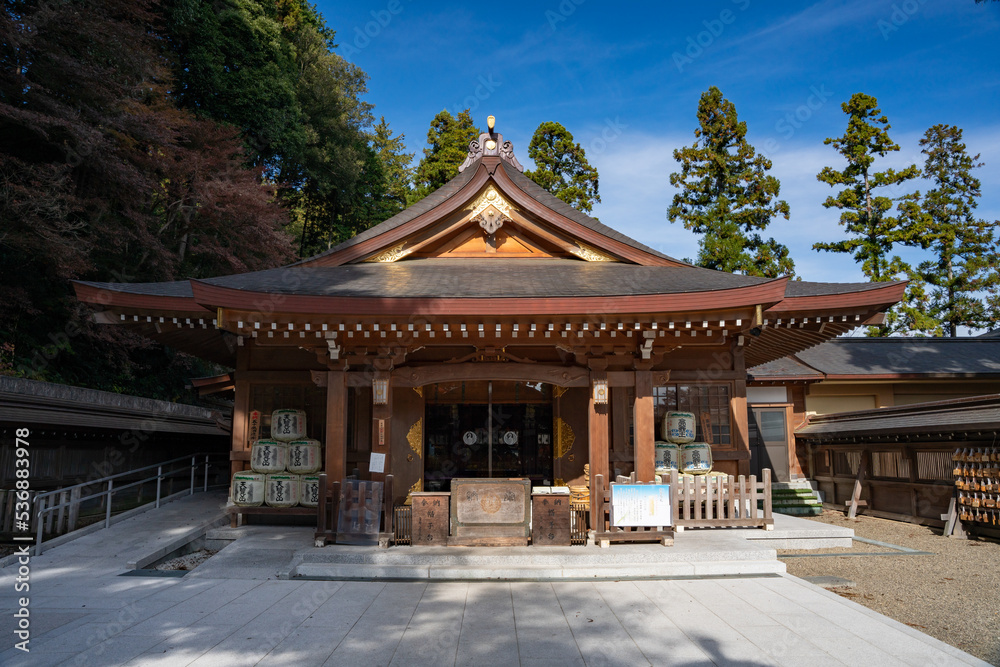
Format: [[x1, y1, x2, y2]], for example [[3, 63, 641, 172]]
[[74, 118, 906, 527]]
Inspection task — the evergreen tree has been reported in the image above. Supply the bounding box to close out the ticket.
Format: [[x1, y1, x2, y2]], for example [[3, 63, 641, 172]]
[[668, 87, 793, 277], [371, 116, 414, 215], [409, 109, 479, 204], [898, 125, 1000, 336], [813, 93, 919, 284], [524, 122, 600, 213]]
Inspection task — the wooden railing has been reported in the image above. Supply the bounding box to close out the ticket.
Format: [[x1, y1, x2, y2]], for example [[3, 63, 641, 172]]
[[593, 469, 773, 545], [669, 468, 773, 530]]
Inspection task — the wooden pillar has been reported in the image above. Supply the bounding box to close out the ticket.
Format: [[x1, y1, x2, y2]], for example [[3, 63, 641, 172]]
[[588, 367, 610, 531], [633, 370, 655, 482], [325, 370, 347, 484], [230, 345, 251, 478], [731, 341, 751, 477], [370, 369, 392, 483]]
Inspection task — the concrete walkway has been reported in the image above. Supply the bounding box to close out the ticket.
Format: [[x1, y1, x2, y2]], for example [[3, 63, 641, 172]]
[[0, 492, 989, 666]]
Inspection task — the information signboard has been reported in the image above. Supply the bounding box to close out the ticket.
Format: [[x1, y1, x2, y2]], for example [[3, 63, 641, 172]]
[[610, 484, 672, 527]]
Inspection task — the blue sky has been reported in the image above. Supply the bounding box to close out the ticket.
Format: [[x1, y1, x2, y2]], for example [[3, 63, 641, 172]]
[[316, 0, 1000, 284]]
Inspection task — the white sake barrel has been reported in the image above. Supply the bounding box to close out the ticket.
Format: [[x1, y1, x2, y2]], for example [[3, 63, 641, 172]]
[[286, 439, 322, 474], [265, 473, 299, 508], [271, 408, 307, 442], [664, 411, 696, 444], [250, 439, 287, 473], [654, 441, 680, 473], [231, 471, 264, 507], [299, 475, 320, 507], [681, 442, 713, 475]]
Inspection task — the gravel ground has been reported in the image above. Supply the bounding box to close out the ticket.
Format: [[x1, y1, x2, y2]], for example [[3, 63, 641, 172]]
[[154, 548, 216, 571], [779, 510, 1000, 665]]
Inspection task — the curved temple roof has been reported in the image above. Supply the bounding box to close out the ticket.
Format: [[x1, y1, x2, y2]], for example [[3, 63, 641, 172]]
[[73, 131, 906, 368]]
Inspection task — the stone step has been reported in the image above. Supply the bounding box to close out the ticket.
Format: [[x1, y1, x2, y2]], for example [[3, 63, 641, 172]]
[[772, 500, 822, 508], [289, 559, 787, 581], [771, 489, 819, 497], [772, 506, 823, 517]]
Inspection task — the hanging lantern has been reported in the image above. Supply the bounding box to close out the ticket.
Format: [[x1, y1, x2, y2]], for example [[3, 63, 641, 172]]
[[373, 377, 389, 405], [592, 377, 609, 405]]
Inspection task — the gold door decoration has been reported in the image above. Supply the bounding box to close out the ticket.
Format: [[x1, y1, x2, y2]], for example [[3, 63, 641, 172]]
[[413, 386, 423, 398], [554, 417, 575, 459], [406, 418, 423, 458], [404, 478, 423, 505], [552, 385, 569, 399]]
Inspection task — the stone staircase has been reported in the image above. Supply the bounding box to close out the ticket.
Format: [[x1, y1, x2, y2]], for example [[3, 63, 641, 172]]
[[769, 480, 823, 517]]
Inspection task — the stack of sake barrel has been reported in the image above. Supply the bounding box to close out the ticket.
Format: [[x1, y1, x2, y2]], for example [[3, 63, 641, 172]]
[[654, 411, 713, 478], [230, 409, 324, 509]]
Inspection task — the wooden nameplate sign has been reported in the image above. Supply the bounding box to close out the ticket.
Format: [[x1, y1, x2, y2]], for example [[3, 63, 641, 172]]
[[450, 478, 531, 546]]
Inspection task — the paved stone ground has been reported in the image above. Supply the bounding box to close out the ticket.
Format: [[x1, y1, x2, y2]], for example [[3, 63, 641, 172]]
[[0, 493, 989, 666]]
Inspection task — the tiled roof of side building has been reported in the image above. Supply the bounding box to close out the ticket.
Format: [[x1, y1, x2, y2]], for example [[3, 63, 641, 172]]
[[197, 258, 772, 298], [751, 337, 1000, 376], [797, 394, 1000, 439], [747, 355, 825, 380]]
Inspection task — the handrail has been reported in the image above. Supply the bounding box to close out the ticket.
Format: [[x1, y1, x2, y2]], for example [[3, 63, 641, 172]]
[[32, 451, 228, 555]]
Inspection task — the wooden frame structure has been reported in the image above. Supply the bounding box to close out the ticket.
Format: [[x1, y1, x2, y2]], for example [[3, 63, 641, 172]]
[[73, 119, 905, 536]]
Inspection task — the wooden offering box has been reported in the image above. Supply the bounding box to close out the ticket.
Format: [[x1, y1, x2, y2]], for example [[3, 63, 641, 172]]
[[531, 488, 571, 546], [450, 478, 531, 546], [411, 492, 449, 546]]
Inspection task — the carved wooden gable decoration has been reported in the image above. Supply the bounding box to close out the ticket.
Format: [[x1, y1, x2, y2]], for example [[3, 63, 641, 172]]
[[302, 117, 683, 268]]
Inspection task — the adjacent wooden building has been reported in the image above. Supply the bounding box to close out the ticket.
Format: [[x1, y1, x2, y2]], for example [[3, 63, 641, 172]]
[[74, 121, 905, 527]]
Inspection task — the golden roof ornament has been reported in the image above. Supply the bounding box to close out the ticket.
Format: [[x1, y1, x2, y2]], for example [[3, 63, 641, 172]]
[[459, 115, 524, 173]]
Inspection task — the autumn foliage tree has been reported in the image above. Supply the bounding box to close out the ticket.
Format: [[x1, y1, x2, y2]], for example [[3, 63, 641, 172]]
[[0, 0, 292, 397], [669, 87, 793, 277]]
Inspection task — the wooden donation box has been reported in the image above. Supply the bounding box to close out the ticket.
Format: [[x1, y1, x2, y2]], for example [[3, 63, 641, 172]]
[[411, 492, 450, 546], [531, 487, 571, 546], [450, 478, 531, 546]]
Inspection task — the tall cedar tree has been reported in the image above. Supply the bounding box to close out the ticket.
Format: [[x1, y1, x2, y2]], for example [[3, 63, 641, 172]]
[[814, 94, 919, 281], [371, 116, 415, 216], [0, 0, 291, 397], [524, 122, 600, 213], [897, 125, 1000, 335], [668, 87, 793, 277], [410, 110, 479, 204]]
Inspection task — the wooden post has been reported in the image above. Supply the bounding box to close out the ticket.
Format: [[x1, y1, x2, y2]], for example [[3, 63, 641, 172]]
[[68, 486, 80, 532], [731, 341, 751, 477], [326, 370, 348, 485], [588, 369, 610, 532], [633, 370, 655, 482], [847, 453, 869, 519], [370, 367, 392, 483], [763, 468, 773, 522], [231, 378, 251, 478]]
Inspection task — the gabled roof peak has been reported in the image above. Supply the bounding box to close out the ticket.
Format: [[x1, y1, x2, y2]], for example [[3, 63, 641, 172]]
[[459, 115, 524, 173]]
